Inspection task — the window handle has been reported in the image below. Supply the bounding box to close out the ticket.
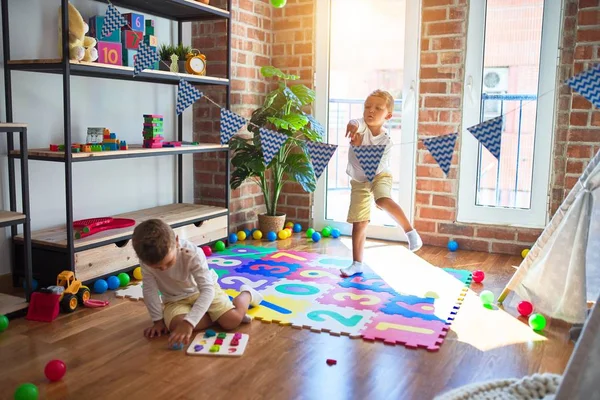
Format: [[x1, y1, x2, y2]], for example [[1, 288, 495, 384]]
[[466, 75, 475, 105], [404, 80, 416, 111]]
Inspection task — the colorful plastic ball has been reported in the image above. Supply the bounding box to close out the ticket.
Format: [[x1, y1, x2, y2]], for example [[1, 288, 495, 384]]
[[133, 267, 143, 280], [107, 276, 120, 290], [214, 240, 226, 251], [237, 231, 247, 241], [321, 227, 331, 237], [331, 228, 341, 238], [293, 223, 302, 233], [44, 359, 66, 382], [480, 290, 494, 305], [0, 314, 8, 332], [306, 228, 315, 238], [228, 233, 238, 244], [243, 229, 251, 237], [528, 313, 547, 331], [93, 279, 108, 294], [517, 301, 534, 317], [201, 246, 212, 257], [267, 231, 277, 242], [252, 230, 263, 240], [521, 249, 530, 258], [448, 240, 459, 252], [285, 227, 293, 236], [270, 0, 286, 7], [312, 232, 322, 242], [278, 230, 288, 240], [472, 270, 485, 283], [117, 272, 130, 287], [13, 383, 38, 400], [285, 221, 294, 228]]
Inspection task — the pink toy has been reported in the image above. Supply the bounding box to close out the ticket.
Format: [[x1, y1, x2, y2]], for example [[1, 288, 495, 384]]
[[84, 299, 109, 308], [517, 300, 534, 317], [472, 270, 485, 283], [45, 359, 66, 382], [202, 246, 212, 257]]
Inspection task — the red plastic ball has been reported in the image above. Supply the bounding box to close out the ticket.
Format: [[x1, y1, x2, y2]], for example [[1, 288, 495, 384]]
[[201, 246, 212, 257], [472, 270, 485, 283], [517, 300, 534, 317], [45, 359, 66, 382]]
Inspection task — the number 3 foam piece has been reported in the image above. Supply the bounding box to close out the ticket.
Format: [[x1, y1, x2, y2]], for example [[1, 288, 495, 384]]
[[98, 41, 123, 66], [186, 332, 249, 357]]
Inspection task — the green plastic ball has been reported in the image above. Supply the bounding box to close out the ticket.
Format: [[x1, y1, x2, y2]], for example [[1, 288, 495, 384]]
[[528, 313, 547, 331], [14, 383, 38, 400], [214, 240, 226, 251], [0, 314, 8, 332], [321, 227, 331, 237], [306, 228, 315, 238], [270, 0, 286, 7], [479, 290, 494, 305], [117, 272, 130, 287]]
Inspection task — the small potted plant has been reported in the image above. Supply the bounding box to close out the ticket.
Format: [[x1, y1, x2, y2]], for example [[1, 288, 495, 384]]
[[158, 43, 191, 72], [229, 66, 324, 234]]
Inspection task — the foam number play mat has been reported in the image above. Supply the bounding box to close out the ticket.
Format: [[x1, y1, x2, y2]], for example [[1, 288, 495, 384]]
[[209, 245, 472, 351]]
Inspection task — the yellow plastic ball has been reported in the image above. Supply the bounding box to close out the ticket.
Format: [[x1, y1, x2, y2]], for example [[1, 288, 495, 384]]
[[521, 248, 530, 258], [278, 230, 288, 240], [237, 231, 247, 241], [285, 221, 294, 228], [252, 230, 263, 240], [133, 267, 143, 280]]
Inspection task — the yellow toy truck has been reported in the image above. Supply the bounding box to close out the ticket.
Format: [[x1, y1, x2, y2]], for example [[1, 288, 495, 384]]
[[46, 271, 91, 313]]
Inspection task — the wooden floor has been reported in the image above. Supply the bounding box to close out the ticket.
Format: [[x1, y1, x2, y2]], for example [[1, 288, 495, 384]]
[[0, 237, 574, 400]]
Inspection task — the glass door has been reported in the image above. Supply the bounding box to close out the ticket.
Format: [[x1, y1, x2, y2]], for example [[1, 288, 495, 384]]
[[313, 0, 420, 241]]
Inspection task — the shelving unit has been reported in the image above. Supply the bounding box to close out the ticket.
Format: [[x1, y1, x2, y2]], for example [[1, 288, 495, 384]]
[[0, 123, 32, 316], [1, 0, 231, 286]]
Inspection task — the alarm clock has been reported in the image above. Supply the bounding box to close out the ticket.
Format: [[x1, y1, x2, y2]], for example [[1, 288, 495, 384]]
[[185, 49, 207, 76]]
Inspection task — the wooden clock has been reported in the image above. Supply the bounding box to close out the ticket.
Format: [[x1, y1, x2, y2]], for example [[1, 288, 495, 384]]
[[185, 49, 207, 76]]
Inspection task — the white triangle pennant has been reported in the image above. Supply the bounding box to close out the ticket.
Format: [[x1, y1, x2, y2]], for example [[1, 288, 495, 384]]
[[306, 141, 338, 180], [220, 109, 247, 145], [352, 145, 386, 182], [259, 128, 288, 165], [176, 79, 203, 115]]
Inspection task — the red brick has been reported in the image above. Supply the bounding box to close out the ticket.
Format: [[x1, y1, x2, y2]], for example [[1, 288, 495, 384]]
[[438, 223, 474, 236], [580, 0, 600, 8], [418, 124, 456, 135], [424, 96, 461, 109], [579, 9, 600, 25], [414, 220, 437, 233], [419, 233, 450, 247], [420, 52, 438, 65], [423, 0, 454, 8], [420, 82, 447, 94], [430, 37, 464, 51], [416, 179, 454, 193], [574, 44, 594, 60], [567, 145, 592, 158], [431, 195, 455, 207], [419, 207, 455, 221], [440, 51, 462, 65], [570, 111, 589, 126], [572, 95, 592, 110], [565, 175, 580, 189], [455, 238, 490, 252], [577, 29, 600, 42], [419, 110, 440, 122], [416, 193, 431, 205], [422, 8, 447, 22], [567, 159, 585, 174], [517, 230, 542, 244], [294, 43, 313, 54], [476, 227, 515, 241], [421, 68, 455, 80], [591, 113, 600, 127], [491, 242, 524, 256], [448, 7, 466, 20]]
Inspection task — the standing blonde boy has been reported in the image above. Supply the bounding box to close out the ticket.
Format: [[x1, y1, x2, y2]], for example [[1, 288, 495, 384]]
[[132, 219, 263, 347], [340, 90, 422, 277]]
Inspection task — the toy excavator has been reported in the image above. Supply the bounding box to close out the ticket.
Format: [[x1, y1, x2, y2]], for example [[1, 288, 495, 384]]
[[26, 271, 91, 322]]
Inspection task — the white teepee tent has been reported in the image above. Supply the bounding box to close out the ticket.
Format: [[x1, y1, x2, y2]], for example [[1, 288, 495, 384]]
[[498, 147, 600, 324]]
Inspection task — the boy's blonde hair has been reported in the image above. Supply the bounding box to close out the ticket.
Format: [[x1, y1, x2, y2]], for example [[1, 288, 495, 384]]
[[367, 90, 395, 113], [132, 219, 176, 265]]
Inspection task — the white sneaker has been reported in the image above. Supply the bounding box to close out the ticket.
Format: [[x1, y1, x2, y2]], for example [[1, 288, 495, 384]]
[[340, 261, 364, 277], [407, 229, 423, 252], [240, 285, 264, 307]]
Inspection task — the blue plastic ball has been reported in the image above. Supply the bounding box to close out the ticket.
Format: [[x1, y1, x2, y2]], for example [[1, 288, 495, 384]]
[[22, 278, 38, 291], [244, 229, 251, 237], [267, 231, 277, 242], [331, 228, 341, 238], [448, 240, 459, 252], [107, 276, 120, 290], [292, 223, 302, 233], [228, 233, 238, 244], [93, 279, 108, 294], [312, 232, 322, 242]]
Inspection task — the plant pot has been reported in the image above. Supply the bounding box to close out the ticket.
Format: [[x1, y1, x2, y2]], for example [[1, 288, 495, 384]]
[[159, 60, 186, 73], [258, 213, 286, 234]]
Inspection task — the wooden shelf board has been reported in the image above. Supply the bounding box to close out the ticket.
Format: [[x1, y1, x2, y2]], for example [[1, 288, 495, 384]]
[[0, 211, 26, 226], [90, 0, 230, 21], [10, 143, 227, 161], [0, 293, 28, 315], [15, 203, 228, 250], [0, 123, 27, 128]]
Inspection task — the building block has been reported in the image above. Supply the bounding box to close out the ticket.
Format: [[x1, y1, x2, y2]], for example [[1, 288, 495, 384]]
[[122, 30, 143, 50], [50, 144, 59, 151], [123, 48, 137, 67], [145, 19, 155, 35], [143, 34, 158, 48], [89, 16, 121, 43], [123, 12, 145, 33], [98, 41, 123, 66], [204, 329, 216, 338]]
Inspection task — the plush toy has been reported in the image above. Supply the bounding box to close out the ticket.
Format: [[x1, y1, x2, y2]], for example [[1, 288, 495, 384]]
[[58, 2, 98, 62]]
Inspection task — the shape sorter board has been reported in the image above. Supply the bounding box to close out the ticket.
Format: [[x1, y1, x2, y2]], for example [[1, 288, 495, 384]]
[[208, 245, 472, 352], [186, 332, 249, 357]]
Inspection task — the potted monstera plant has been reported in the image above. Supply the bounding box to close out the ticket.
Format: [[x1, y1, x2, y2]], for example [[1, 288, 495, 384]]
[[229, 66, 324, 233]]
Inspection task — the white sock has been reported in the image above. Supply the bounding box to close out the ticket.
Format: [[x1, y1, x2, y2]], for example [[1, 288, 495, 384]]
[[240, 285, 264, 307], [406, 229, 423, 252], [340, 261, 364, 277]]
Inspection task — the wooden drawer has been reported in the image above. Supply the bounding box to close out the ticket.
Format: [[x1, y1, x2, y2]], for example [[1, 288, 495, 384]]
[[173, 215, 228, 246], [75, 240, 138, 282]]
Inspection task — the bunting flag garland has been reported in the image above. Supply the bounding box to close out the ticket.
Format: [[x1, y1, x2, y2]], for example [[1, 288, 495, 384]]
[[565, 64, 600, 109], [220, 109, 248, 145], [101, 4, 127, 39], [466, 115, 503, 160], [306, 142, 338, 180], [422, 133, 458, 176], [352, 145, 386, 182], [176, 79, 203, 115], [133, 42, 160, 77], [260, 128, 288, 165]]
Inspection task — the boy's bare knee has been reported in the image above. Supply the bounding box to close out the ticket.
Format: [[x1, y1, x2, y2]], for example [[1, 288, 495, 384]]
[[375, 197, 389, 207]]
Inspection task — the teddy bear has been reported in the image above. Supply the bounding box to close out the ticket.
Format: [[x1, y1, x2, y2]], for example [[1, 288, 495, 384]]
[[58, 2, 98, 62]]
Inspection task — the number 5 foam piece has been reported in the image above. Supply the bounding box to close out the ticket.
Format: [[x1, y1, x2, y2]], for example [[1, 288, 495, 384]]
[[89, 16, 121, 43], [186, 332, 249, 357], [98, 41, 123, 66]]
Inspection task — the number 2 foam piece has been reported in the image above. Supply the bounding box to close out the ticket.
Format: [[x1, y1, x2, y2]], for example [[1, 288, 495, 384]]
[[186, 332, 249, 357]]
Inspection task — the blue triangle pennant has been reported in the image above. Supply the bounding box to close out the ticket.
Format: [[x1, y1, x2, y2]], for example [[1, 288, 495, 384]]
[[565, 64, 600, 108], [260, 128, 288, 166], [352, 145, 386, 182], [176, 79, 203, 115], [133, 42, 159, 77], [466, 116, 503, 160], [101, 4, 127, 39], [306, 141, 338, 180], [220, 109, 247, 145], [422, 133, 458, 176]]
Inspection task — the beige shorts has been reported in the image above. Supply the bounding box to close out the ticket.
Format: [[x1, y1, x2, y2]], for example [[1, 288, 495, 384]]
[[347, 173, 393, 223], [163, 281, 234, 328]]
